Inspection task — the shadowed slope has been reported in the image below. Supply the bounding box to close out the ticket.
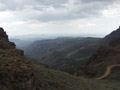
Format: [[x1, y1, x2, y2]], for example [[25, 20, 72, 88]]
[[96, 64, 120, 79], [76, 26, 120, 80]]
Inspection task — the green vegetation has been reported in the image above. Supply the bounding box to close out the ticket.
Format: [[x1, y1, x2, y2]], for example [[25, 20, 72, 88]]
[[74, 57, 89, 68], [1, 50, 120, 90], [25, 37, 100, 73]]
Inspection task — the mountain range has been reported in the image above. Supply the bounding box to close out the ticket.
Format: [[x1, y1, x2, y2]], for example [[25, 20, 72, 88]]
[[0, 27, 120, 90], [24, 26, 120, 75], [75, 26, 120, 80], [24, 37, 100, 73]]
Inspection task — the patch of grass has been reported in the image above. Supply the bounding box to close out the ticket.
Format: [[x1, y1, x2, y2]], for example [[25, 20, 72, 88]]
[[74, 57, 89, 68]]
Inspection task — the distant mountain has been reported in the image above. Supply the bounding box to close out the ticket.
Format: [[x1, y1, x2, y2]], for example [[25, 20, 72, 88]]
[[25, 37, 100, 73], [76, 26, 120, 80], [10, 34, 64, 41], [10, 38, 33, 49]]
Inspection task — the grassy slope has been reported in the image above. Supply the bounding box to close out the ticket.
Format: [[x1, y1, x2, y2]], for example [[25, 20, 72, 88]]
[[33, 61, 120, 90], [75, 27, 120, 79], [25, 37, 100, 73], [0, 49, 120, 90], [76, 44, 120, 80]]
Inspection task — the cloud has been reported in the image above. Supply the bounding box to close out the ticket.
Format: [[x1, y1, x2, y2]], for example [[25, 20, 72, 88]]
[[0, 0, 118, 22], [0, 0, 120, 37]]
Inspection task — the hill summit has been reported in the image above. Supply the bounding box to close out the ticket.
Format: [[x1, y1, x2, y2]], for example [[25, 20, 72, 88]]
[[101, 26, 120, 44], [0, 28, 15, 49], [0, 27, 8, 40]]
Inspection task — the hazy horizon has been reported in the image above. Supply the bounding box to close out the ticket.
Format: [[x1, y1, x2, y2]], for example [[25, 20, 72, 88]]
[[10, 33, 105, 38], [0, 0, 120, 37]]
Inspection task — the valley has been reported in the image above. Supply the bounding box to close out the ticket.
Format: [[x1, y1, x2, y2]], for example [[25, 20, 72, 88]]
[[0, 27, 120, 90]]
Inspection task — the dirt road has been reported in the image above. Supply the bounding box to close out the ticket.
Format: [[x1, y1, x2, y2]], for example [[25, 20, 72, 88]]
[[96, 64, 120, 80]]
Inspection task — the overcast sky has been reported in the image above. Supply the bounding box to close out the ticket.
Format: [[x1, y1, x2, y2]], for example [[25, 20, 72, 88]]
[[0, 0, 120, 37]]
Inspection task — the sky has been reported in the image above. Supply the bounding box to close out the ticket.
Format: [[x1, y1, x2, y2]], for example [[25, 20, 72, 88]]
[[0, 0, 120, 37]]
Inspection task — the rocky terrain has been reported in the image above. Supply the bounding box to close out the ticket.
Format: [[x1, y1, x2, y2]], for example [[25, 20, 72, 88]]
[[0, 28, 120, 90], [76, 26, 120, 80]]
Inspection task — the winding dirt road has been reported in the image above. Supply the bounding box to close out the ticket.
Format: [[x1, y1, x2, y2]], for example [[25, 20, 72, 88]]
[[96, 64, 120, 80]]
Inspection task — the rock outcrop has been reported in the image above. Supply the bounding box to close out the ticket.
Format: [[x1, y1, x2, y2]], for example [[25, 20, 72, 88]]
[[0, 28, 16, 49], [0, 27, 8, 40], [0, 27, 36, 90], [76, 26, 120, 79]]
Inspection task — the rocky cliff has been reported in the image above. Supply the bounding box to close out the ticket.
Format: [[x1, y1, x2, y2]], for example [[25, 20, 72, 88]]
[[0, 28, 36, 90], [0, 28, 16, 49], [0, 27, 8, 40], [76, 26, 120, 80]]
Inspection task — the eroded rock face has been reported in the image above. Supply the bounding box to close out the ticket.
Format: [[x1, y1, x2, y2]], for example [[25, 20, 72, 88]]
[[0, 28, 36, 90], [8, 59, 36, 90], [0, 55, 36, 90], [0, 27, 16, 49], [0, 27, 8, 40]]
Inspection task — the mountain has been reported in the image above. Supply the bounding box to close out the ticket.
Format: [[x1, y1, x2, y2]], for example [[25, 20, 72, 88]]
[[10, 34, 63, 41], [25, 37, 100, 73], [0, 27, 120, 90], [10, 34, 62, 50], [76, 26, 120, 80], [10, 38, 33, 50], [0, 28, 15, 49], [100, 26, 120, 44]]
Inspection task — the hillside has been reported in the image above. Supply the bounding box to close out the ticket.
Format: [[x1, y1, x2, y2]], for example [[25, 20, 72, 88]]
[[76, 26, 120, 80], [1, 27, 120, 90], [21, 26, 120, 74], [100, 26, 120, 44], [10, 38, 33, 50], [25, 37, 100, 73]]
